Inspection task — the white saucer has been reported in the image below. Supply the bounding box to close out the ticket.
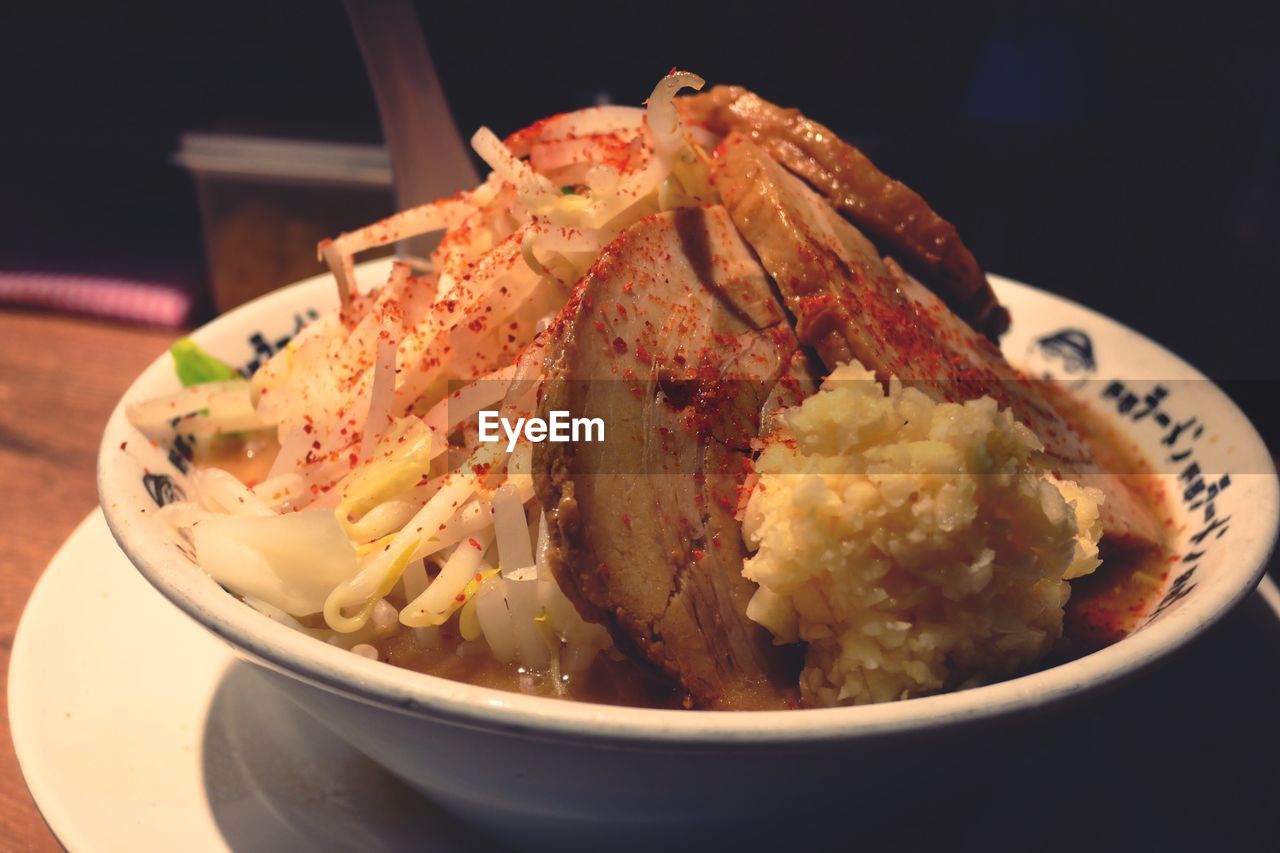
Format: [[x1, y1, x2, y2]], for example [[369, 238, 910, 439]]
[[8, 510, 479, 852]]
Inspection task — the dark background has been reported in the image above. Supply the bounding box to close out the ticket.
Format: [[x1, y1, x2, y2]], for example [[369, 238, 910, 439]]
[[2, 0, 1278, 437]]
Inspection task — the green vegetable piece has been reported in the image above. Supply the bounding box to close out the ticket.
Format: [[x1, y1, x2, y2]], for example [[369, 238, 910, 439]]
[[170, 338, 243, 386]]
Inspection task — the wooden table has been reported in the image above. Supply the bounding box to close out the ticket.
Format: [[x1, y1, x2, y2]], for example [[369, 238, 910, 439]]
[[0, 309, 178, 851]]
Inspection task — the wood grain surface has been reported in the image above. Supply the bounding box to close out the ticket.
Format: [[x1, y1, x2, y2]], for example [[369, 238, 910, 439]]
[[0, 309, 177, 851]]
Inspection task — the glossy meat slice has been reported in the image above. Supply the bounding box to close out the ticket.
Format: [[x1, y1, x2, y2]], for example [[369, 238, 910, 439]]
[[711, 134, 1165, 552], [681, 86, 1009, 338], [534, 206, 812, 709]]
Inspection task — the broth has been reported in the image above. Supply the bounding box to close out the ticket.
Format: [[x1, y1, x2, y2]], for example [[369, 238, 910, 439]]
[[197, 432, 279, 486], [376, 628, 684, 708], [1044, 384, 1177, 650]]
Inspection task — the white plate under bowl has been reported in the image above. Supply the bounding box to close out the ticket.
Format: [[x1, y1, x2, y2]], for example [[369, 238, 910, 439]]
[[7, 510, 480, 853]]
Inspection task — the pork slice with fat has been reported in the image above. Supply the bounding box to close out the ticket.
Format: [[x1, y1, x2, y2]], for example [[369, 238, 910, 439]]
[[534, 205, 814, 709], [681, 85, 1010, 338]]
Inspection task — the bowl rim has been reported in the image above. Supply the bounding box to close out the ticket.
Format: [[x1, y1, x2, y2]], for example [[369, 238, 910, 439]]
[[98, 265, 1280, 745]]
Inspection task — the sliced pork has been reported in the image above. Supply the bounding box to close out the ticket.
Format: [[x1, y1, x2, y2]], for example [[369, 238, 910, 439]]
[[681, 86, 1010, 338], [534, 206, 813, 709], [711, 133, 1165, 553]]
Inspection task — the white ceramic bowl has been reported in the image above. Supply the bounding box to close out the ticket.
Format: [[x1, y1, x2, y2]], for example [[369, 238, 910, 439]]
[[99, 261, 1278, 851]]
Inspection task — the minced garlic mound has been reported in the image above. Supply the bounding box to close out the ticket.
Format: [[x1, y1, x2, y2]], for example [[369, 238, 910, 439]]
[[742, 362, 1104, 707]]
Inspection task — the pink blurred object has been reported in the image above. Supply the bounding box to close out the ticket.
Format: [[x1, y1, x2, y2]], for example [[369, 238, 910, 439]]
[[0, 270, 195, 328]]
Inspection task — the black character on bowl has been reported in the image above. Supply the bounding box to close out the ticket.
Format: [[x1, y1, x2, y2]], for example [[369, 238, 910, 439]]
[[142, 473, 185, 508], [1034, 328, 1096, 374]]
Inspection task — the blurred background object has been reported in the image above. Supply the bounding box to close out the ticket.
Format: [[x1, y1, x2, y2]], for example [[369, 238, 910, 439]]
[[0, 0, 1276, 432], [175, 133, 393, 311]]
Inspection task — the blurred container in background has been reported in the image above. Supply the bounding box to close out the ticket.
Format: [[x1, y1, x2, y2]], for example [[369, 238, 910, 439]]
[[175, 134, 394, 312]]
